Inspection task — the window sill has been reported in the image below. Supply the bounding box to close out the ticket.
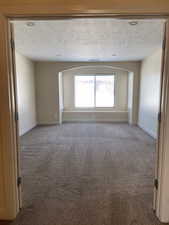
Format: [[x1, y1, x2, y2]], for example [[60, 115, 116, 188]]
[[63, 110, 128, 113]]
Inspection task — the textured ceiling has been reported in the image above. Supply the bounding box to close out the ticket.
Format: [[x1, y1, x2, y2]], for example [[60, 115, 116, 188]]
[[13, 19, 165, 62]]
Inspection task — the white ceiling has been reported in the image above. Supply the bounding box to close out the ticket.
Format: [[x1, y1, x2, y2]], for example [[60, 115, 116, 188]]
[[13, 19, 165, 62]]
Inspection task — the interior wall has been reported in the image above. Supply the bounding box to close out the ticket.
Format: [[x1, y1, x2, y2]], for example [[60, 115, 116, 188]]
[[35, 61, 140, 124], [58, 72, 64, 124], [138, 48, 162, 138], [128, 72, 134, 124], [15, 51, 37, 135]]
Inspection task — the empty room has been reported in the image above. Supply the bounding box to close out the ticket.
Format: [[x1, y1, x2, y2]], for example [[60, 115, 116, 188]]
[[5, 18, 166, 225]]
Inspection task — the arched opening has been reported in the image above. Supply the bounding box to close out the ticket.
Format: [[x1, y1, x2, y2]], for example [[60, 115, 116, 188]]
[[58, 65, 135, 125]]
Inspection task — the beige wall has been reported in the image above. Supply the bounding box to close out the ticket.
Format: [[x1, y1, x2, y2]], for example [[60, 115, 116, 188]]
[[35, 61, 140, 124], [128, 72, 134, 124], [15, 52, 37, 135], [138, 49, 162, 138]]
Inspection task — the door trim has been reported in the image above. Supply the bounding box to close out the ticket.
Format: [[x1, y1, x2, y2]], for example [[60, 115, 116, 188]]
[[0, 13, 169, 222]]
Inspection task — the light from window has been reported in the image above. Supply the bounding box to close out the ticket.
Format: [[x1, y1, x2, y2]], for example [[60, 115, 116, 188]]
[[75, 75, 115, 108], [96, 76, 115, 107], [75, 76, 95, 107]]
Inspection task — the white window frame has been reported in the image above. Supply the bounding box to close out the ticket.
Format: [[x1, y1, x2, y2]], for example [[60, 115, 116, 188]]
[[74, 73, 116, 109]]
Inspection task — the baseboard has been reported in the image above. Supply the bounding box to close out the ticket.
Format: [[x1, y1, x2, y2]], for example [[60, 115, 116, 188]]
[[19, 123, 37, 136], [20, 122, 61, 136], [37, 121, 60, 126], [138, 124, 157, 139], [63, 119, 128, 123]]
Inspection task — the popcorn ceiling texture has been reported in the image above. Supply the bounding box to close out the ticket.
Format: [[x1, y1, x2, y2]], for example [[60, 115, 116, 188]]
[[14, 19, 164, 62]]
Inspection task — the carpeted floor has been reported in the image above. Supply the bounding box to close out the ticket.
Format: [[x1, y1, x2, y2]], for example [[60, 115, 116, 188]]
[[0, 123, 166, 225]]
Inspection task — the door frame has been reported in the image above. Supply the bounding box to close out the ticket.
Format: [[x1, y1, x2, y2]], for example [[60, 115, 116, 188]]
[[0, 13, 169, 222]]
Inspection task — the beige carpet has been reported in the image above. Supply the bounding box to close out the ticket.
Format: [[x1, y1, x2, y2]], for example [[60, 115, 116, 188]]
[[0, 123, 166, 225]]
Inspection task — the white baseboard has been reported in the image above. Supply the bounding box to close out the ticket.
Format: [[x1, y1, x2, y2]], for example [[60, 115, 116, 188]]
[[37, 121, 60, 125], [19, 123, 37, 136], [138, 123, 157, 139], [63, 119, 128, 123]]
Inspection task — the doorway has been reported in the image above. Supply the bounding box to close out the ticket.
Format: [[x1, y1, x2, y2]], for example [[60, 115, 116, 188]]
[[0, 16, 169, 223]]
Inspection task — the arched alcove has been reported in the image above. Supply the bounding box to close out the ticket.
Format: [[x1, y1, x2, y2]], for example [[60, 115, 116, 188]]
[[57, 65, 135, 124]]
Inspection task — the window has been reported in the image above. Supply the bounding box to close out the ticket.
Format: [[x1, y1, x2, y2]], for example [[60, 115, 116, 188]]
[[75, 76, 95, 108], [75, 75, 115, 108]]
